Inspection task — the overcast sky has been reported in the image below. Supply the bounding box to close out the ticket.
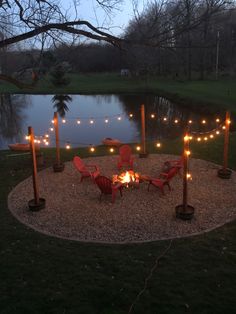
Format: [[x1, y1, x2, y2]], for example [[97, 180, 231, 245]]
[[60, 0, 145, 36]]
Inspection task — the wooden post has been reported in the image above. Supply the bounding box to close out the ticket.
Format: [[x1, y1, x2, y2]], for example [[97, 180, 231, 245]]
[[28, 126, 39, 205], [54, 112, 60, 166], [140, 104, 146, 156], [183, 134, 189, 211], [223, 111, 230, 171]]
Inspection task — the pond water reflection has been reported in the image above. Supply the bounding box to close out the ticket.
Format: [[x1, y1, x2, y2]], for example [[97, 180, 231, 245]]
[[0, 94, 226, 149]]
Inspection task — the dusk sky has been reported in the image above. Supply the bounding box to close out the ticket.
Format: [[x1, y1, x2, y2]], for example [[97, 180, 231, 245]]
[[60, 0, 146, 36]]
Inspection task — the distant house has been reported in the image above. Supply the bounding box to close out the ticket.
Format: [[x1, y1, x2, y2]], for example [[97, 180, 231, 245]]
[[120, 69, 130, 76]]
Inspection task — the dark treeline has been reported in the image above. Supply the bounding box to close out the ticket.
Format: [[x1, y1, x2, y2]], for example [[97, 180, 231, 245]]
[[1, 0, 236, 80]]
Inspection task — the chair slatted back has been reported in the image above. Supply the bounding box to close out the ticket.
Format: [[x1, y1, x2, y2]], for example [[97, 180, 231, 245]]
[[165, 167, 179, 181], [73, 156, 86, 172], [95, 176, 112, 194], [119, 145, 132, 162]]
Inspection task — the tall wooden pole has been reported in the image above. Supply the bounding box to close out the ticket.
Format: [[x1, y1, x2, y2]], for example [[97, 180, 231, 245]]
[[183, 133, 189, 211], [141, 104, 146, 155], [54, 112, 60, 166], [28, 126, 39, 205], [215, 30, 220, 80], [223, 111, 230, 170]]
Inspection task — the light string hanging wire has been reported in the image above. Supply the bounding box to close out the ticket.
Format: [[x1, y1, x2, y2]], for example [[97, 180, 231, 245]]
[[25, 110, 232, 150]]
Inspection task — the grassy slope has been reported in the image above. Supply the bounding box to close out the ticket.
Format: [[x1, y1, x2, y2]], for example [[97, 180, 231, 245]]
[[0, 137, 236, 314], [0, 73, 236, 112]]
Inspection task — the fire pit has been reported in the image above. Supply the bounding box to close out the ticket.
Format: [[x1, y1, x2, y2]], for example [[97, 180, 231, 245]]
[[112, 170, 140, 188]]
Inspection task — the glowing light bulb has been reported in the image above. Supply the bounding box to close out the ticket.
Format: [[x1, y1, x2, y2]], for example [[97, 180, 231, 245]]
[[90, 146, 95, 152], [184, 135, 189, 142], [109, 148, 114, 153], [45, 141, 49, 146], [136, 146, 141, 151], [222, 126, 226, 130], [151, 114, 155, 119], [117, 116, 122, 121], [37, 140, 41, 144], [189, 136, 193, 140], [129, 113, 133, 118], [188, 120, 192, 124], [105, 118, 109, 123], [90, 119, 94, 124], [227, 119, 231, 124], [156, 142, 161, 148], [51, 119, 54, 124], [197, 137, 201, 142], [186, 173, 192, 180], [202, 120, 206, 124], [174, 119, 179, 124], [66, 144, 71, 150], [216, 118, 220, 123], [45, 134, 49, 138], [50, 127, 54, 132], [216, 130, 220, 135], [62, 119, 66, 124], [204, 137, 208, 141], [185, 150, 191, 156], [163, 117, 167, 121], [34, 139, 38, 143], [25, 135, 30, 140], [210, 134, 214, 138], [77, 119, 81, 124]]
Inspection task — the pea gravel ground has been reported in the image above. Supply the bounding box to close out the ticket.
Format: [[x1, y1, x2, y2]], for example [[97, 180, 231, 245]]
[[8, 154, 236, 243]]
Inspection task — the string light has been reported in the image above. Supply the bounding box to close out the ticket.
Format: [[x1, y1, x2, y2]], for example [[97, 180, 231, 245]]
[[188, 120, 192, 124], [51, 119, 54, 124], [117, 116, 122, 121], [66, 143, 71, 149], [105, 117, 109, 123], [210, 134, 214, 138], [184, 135, 189, 142], [202, 120, 206, 124], [109, 148, 114, 153], [151, 114, 155, 119], [136, 146, 141, 151], [129, 113, 133, 118], [189, 136, 193, 140], [45, 134, 49, 138], [90, 118, 94, 124], [197, 137, 201, 142], [76, 119, 81, 124], [25, 135, 30, 140], [156, 142, 161, 148], [163, 117, 167, 121], [90, 146, 95, 152], [216, 118, 220, 123], [174, 119, 179, 124], [50, 127, 54, 132], [227, 119, 231, 125], [216, 130, 220, 135], [62, 119, 66, 124], [186, 173, 192, 180], [185, 150, 191, 156], [222, 126, 226, 130], [204, 137, 208, 141], [45, 141, 49, 146]]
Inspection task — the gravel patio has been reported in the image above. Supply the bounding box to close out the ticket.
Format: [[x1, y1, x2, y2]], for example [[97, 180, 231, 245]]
[[8, 154, 236, 243]]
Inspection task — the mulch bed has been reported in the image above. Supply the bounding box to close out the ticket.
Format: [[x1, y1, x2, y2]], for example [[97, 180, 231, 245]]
[[8, 154, 236, 243]]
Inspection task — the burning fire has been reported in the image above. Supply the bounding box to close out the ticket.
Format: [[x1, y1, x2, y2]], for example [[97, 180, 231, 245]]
[[113, 170, 139, 186]]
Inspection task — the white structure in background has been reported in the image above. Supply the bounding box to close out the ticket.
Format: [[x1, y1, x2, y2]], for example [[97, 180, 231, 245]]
[[120, 69, 130, 76]]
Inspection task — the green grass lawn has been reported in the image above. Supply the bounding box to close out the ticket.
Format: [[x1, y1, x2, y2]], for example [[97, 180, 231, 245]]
[[0, 136, 236, 313], [1, 73, 236, 113]]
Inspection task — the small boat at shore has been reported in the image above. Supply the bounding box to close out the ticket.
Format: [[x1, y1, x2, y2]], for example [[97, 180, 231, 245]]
[[102, 137, 122, 146], [8, 143, 40, 151]]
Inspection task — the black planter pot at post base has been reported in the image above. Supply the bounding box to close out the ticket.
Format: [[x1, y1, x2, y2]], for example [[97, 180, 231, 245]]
[[28, 198, 46, 211], [53, 162, 65, 172], [139, 152, 149, 158], [217, 168, 232, 179], [175, 204, 195, 220]]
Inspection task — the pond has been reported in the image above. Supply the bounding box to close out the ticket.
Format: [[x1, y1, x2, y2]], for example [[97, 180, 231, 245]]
[[0, 94, 225, 150]]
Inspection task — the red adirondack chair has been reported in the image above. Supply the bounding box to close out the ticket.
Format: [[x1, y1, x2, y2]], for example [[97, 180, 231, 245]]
[[95, 176, 123, 203], [148, 166, 180, 195], [73, 156, 100, 182], [162, 155, 184, 173], [117, 144, 134, 170]]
